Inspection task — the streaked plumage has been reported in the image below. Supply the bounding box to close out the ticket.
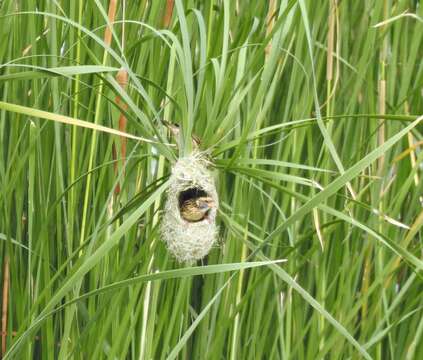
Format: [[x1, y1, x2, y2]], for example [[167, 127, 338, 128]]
[[161, 120, 201, 148], [180, 196, 215, 222]]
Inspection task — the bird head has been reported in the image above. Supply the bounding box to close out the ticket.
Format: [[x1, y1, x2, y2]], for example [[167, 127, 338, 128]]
[[195, 197, 216, 213]]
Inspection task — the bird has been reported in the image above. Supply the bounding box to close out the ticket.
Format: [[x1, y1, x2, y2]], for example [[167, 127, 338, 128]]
[[161, 120, 201, 149], [180, 196, 216, 222]]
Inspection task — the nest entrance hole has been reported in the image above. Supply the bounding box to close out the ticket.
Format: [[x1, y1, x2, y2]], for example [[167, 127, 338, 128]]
[[178, 187, 208, 208]]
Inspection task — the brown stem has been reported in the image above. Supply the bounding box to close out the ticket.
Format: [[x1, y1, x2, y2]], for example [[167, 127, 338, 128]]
[[162, 0, 175, 28], [116, 69, 129, 160], [104, 0, 118, 47]]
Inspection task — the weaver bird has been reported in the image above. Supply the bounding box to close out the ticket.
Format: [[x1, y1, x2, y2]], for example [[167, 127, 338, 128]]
[[161, 120, 201, 149], [180, 196, 216, 222]]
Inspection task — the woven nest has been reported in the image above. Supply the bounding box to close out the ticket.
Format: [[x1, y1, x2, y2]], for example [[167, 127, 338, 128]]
[[161, 153, 219, 263]]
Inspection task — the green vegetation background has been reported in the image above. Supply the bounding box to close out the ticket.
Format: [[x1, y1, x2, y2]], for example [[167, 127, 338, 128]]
[[0, 0, 422, 359]]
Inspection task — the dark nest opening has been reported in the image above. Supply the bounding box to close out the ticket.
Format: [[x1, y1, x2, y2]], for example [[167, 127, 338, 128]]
[[178, 187, 208, 208]]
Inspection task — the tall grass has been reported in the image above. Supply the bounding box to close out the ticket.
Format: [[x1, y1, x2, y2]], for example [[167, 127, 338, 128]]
[[0, 0, 422, 359]]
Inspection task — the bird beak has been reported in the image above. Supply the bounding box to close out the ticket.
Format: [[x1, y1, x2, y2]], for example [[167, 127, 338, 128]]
[[197, 199, 216, 211]]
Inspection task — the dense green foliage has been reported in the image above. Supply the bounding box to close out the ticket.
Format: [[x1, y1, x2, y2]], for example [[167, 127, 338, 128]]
[[0, 0, 422, 358]]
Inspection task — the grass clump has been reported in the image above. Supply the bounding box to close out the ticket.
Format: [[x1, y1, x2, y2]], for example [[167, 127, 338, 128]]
[[0, 0, 422, 359]]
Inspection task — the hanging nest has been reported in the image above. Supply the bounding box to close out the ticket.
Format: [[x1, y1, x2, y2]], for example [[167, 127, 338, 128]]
[[161, 153, 219, 263]]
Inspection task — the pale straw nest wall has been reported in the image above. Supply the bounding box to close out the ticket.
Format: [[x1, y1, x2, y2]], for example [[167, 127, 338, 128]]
[[160, 153, 219, 263]]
